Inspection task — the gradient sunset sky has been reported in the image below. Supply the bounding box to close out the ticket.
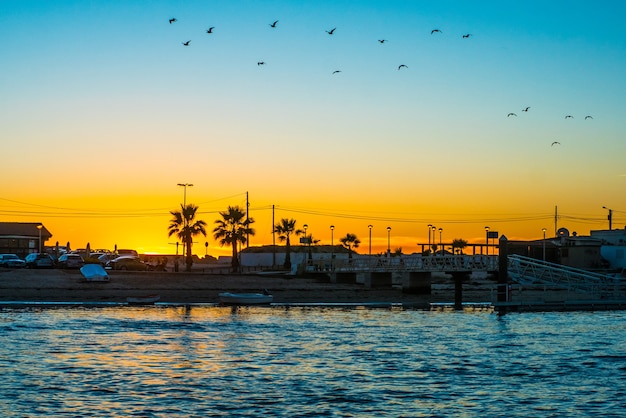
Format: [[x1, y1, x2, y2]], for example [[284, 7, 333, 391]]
[[1, 0, 625, 257]]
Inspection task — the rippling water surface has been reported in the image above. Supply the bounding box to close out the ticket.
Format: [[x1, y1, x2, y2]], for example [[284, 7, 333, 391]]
[[1, 306, 625, 417]]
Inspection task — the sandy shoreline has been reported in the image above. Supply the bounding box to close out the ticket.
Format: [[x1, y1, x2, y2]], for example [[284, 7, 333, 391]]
[[0, 268, 497, 307]]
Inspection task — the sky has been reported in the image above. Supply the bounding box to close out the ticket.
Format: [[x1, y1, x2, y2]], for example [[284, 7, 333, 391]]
[[1, 0, 625, 257]]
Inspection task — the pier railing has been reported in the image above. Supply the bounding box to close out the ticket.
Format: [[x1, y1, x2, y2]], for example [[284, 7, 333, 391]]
[[325, 254, 498, 273], [508, 254, 626, 299]]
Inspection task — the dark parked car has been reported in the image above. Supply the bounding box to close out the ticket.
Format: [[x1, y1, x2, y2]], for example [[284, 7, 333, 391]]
[[24, 253, 55, 269], [106, 256, 148, 271], [0, 254, 26, 268], [57, 253, 85, 269]]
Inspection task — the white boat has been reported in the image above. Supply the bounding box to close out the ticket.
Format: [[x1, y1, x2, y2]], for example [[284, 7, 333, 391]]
[[126, 294, 160, 305], [80, 264, 110, 282], [219, 291, 273, 305]]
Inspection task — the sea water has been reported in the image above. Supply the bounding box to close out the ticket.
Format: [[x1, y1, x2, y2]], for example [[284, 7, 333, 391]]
[[1, 306, 625, 417]]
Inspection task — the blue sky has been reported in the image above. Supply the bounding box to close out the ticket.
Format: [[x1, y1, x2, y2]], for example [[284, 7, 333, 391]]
[[1, 0, 625, 254]]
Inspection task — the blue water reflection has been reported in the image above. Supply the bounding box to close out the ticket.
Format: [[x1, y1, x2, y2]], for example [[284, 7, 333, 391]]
[[1, 306, 625, 416]]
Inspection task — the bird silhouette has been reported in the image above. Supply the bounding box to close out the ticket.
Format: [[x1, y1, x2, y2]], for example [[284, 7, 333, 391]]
[[257, 61, 265, 66], [326, 28, 336, 35], [565, 115, 574, 119], [269, 20, 278, 28], [462, 34, 472, 38], [551, 141, 561, 146], [378, 39, 387, 43], [398, 64, 408, 70], [507, 113, 517, 117], [182, 40, 191, 46], [332, 70, 341, 74], [169, 18, 177, 24], [585, 115, 593, 119], [522, 107, 530, 112], [206, 27, 215, 34], [431, 29, 442, 34]]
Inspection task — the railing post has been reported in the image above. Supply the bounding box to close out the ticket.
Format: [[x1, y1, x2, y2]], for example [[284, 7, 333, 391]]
[[498, 235, 508, 303]]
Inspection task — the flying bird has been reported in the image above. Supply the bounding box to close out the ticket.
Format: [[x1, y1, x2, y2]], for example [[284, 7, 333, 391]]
[[182, 40, 191, 46], [551, 141, 561, 146], [332, 70, 341, 74], [269, 20, 278, 28], [206, 27, 215, 34], [378, 39, 387, 43], [257, 61, 265, 66], [462, 34, 472, 38], [169, 18, 177, 24], [507, 113, 517, 117], [431, 29, 442, 34], [398, 64, 408, 70], [326, 28, 336, 35], [565, 115, 574, 119], [522, 107, 530, 112], [585, 115, 593, 119]]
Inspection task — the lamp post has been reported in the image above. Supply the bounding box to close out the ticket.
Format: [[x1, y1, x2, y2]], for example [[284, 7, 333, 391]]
[[542, 228, 547, 261], [431, 225, 436, 254], [438, 227, 443, 255], [368, 225, 373, 256], [386, 226, 391, 257], [602, 206, 613, 230], [37, 224, 42, 253], [330, 225, 335, 268], [427, 224, 432, 252], [485, 226, 490, 256], [303, 224, 308, 265]]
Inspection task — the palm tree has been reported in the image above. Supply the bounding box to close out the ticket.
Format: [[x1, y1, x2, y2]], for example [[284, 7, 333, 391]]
[[339, 233, 361, 259], [213, 205, 255, 272], [452, 238, 468, 255], [167, 204, 207, 272], [273, 218, 301, 269]]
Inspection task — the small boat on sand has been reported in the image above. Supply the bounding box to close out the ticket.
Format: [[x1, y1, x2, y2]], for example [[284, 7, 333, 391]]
[[219, 291, 273, 306], [126, 294, 161, 305], [80, 264, 110, 282]]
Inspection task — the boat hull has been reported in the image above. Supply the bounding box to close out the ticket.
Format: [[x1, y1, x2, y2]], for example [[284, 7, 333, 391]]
[[219, 292, 273, 305], [126, 294, 160, 305], [80, 264, 110, 282]]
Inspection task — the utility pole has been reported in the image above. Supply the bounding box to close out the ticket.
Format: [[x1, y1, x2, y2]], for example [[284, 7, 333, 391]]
[[554, 205, 558, 237], [246, 191, 250, 248], [603, 206, 613, 230], [272, 204, 276, 268]]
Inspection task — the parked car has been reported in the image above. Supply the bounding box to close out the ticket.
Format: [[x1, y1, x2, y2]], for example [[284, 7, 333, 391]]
[[106, 256, 148, 271], [0, 254, 26, 268], [24, 253, 55, 269], [57, 253, 85, 269]]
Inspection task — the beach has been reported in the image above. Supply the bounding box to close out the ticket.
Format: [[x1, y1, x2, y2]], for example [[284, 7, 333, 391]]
[[0, 268, 497, 306]]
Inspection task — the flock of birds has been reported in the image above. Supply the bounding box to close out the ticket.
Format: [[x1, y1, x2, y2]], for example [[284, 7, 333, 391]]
[[167, 17, 472, 73], [506, 106, 594, 147], [168, 17, 596, 148]]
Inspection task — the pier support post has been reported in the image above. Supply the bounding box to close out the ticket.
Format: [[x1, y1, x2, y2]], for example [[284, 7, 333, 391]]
[[451, 272, 469, 310], [498, 235, 508, 303]]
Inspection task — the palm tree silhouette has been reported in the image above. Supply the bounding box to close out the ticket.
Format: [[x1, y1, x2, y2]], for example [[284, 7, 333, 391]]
[[168, 204, 207, 272], [339, 233, 361, 260], [273, 218, 301, 269], [213, 206, 255, 272]]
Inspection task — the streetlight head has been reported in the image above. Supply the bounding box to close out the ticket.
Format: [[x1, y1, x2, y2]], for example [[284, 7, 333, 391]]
[[387, 226, 391, 231], [439, 227, 443, 232], [368, 224, 373, 229], [485, 226, 490, 230], [330, 225, 334, 230], [37, 224, 42, 230]]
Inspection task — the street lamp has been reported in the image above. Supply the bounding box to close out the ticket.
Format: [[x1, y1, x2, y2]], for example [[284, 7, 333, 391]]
[[37, 224, 43, 253], [431, 225, 436, 254], [368, 225, 373, 256], [438, 227, 443, 255], [303, 224, 308, 264], [427, 224, 432, 251], [602, 206, 613, 230], [330, 225, 335, 268], [542, 228, 547, 261], [485, 226, 490, 256], [386, 226, 391, 257]]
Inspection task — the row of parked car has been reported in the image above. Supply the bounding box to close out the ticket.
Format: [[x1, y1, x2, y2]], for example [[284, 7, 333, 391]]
[[0, 253, 157, 271]]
